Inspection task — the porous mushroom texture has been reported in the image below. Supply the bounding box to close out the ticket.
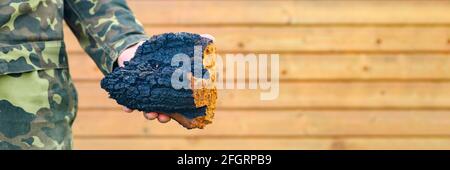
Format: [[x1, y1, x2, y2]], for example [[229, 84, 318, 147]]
[[101, 32, 217, 129]]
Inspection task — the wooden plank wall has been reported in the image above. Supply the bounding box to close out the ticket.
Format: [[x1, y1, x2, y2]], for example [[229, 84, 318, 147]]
[[66, 0, 450, 150]]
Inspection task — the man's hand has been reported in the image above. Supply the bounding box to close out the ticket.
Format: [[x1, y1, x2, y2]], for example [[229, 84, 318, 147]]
[[116, 34, 215, 126]]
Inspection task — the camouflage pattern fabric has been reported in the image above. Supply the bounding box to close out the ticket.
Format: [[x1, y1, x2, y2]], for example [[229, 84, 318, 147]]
[[0, 0, 148, 149]]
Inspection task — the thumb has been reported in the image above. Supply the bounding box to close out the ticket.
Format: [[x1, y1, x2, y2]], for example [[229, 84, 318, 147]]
[[118, 41, 145, 67]]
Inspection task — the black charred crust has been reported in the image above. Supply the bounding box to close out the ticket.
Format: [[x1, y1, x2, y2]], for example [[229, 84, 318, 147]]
[[101, 32, 212, 119]]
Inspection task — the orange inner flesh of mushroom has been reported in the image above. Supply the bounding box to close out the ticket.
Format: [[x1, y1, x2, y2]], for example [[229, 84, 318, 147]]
[[190, 43, 217, 129]]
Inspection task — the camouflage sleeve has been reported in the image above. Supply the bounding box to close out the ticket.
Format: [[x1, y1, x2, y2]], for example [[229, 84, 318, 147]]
[[63, 0, 148, 75]]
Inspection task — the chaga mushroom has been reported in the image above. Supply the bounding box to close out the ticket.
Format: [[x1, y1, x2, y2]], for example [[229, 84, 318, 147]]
[[101, 32, 217, 129]]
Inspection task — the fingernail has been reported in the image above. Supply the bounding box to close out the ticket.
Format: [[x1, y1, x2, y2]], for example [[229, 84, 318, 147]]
[[122, 107, 133, 113]]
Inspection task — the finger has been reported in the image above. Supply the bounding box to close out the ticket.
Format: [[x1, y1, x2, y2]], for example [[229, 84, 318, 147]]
[[169, 113, 195, 129], [144, 112, 158, 120], [157, 113, 171, 123], [200, 34, 215, 41], [117, 53, 133, 67], [117, 41, 144, 67], [122, 106, 133, 113]]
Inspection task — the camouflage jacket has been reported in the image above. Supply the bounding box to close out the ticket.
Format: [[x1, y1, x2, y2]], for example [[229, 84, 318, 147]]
[[0, 0, 148, 149], [0, 0, 148, 75]]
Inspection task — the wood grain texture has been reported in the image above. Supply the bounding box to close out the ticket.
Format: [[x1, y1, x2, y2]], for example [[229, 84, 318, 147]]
[[74, 137, 450, 150], [127, 0, 450, 25], [73, 110, 450, 137], [75, 81, 450, 109], [69, 53, 450, 81], [64, 26, 450, 53]]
